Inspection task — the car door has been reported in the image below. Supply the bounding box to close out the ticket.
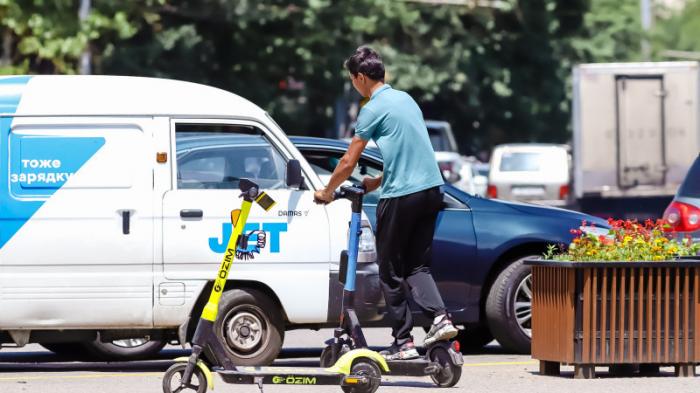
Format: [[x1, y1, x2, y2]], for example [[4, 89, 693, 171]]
[[161, 120, 331, 323], [296, 145, 478, 323]]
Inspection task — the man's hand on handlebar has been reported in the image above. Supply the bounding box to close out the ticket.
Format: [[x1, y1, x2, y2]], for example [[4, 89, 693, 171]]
[[314, 188, 334, 204], [362, 176, 381, 193]]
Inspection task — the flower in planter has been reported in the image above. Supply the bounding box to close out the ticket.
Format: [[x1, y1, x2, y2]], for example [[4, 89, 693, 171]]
[[543, 218, 700, 262]]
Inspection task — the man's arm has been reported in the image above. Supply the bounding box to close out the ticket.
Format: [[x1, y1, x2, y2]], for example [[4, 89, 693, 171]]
[[314, 136, 368, 202]]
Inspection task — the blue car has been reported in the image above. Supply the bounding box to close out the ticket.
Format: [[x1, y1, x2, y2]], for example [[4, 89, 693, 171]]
[[291, 136, 608, 353]]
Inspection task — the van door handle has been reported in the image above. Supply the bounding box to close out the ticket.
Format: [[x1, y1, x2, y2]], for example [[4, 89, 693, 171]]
[[180, 209, 203, 218], [122, 211, 130, 235]]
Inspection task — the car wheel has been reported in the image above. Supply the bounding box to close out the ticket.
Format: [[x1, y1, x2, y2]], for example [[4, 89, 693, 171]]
[[214, 288, 284, 366], [82, 335, 167, 361], [455, 324, 494, 353], [485, 255, 534, 354]]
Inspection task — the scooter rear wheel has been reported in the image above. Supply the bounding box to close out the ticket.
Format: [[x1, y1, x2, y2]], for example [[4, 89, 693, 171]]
[[341, 358, 381, 393], [162, 363, 207, 393], [429, 346, 462, 387]]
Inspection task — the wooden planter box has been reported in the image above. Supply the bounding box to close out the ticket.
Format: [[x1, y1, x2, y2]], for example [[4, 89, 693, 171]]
[[526, 259, 700, 378]]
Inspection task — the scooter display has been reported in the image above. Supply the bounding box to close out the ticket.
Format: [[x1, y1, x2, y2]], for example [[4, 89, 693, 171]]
[[162, 179, 387, 393], [319, 185, 463, 388]]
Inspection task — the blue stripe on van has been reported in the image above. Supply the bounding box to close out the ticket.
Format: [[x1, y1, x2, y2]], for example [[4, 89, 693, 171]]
[[0, 76, 105, 249]]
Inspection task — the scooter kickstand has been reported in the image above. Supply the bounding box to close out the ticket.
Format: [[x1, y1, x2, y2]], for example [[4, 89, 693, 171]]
[[254, 376, 264, 393]]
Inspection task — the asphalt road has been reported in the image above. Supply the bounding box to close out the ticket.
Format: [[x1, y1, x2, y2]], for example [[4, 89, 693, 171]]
[[1, 328, 698, 393]]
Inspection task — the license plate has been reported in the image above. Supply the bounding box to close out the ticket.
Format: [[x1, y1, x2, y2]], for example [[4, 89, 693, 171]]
[[511, 186, 545, 196]]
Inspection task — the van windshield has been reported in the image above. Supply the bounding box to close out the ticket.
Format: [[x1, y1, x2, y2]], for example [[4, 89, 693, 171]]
[[678, 157, 700, 198]]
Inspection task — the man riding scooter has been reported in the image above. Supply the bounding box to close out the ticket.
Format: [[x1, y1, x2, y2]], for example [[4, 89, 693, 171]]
[[314, 46, 458, 360]]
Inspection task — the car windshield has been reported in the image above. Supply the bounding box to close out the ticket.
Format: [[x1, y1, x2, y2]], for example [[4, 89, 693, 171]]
[[678, 157, 700, 198]]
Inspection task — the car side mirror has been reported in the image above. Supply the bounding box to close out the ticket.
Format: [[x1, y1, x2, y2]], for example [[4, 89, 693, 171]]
[[286, 159, 304, 189]]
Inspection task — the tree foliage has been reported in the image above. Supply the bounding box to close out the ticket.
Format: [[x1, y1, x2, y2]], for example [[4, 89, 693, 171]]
[[0, 0, 661, 155]]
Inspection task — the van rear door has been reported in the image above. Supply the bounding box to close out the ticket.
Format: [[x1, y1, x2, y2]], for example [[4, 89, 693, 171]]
[[0, 117, 155, 328]]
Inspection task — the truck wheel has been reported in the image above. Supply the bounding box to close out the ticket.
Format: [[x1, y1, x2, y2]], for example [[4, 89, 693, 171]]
[[485, 255, 534, 354], [214, 288, 284, 366], [82, 336, 166, 361], [455, 324, 493, 353]]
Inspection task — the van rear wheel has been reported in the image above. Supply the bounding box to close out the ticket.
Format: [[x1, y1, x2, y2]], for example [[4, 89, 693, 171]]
[[214, 288, 284, 366], [82, 336, 166, 361]]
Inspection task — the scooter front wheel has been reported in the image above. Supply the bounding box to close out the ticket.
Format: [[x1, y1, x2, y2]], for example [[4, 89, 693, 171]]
[[162, 363, 207, 393], [429, 346, 462, 387], [341, 358, 381, 393], [320, 345, 335, 368]]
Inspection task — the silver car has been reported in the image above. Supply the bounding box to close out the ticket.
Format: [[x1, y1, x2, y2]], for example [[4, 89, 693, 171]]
[[487, 143, 571, 206]]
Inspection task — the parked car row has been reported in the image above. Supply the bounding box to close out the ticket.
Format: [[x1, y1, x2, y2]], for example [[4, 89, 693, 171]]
[[0, 76, 607, 365]]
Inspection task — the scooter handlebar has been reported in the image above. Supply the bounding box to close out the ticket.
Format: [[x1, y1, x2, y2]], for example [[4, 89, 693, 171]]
[[333, 184, 366, 201]]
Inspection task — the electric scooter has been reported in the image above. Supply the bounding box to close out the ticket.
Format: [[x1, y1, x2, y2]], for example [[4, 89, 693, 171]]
[[319, 185, 464, 388], [162, 179, 387, 393]]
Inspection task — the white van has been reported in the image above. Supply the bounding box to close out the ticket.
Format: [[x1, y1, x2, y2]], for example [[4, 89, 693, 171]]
[[0, 75, 381, 365]]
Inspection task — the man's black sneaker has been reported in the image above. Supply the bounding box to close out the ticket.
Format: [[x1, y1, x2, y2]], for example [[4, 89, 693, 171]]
[[379, 340, 420, 360], [424, 317, 459, 346]]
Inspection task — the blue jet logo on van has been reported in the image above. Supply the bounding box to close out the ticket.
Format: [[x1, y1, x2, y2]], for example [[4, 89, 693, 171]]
[[209, 222, 288, 254]]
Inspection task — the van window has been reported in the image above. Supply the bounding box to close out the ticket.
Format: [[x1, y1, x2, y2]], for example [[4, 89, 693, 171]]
[[175, 124, 288, 190]]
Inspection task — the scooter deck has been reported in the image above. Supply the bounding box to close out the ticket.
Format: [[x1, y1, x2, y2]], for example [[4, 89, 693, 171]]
[[384, 358, 439, 376], [217, 366, 349, 385]]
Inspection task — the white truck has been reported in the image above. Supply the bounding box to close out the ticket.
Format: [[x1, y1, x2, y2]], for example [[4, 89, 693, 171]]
[[0, 75, 381, 365], [572, 61, 700, 219]]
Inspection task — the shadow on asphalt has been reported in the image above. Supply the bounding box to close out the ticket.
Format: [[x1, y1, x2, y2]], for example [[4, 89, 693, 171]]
[[0, 342, 521, 373], [526, 369, 686, 379]]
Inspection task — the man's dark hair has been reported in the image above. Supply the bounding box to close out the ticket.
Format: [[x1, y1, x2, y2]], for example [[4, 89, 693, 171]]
[[344, 46, 385, 82]]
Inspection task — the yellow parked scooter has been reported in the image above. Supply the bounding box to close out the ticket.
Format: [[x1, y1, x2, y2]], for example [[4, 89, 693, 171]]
[[162, 179, 387, 393]]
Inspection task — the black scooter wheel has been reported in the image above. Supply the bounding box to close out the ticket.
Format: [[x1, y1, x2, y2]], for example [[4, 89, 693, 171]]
[[341, 358, 381, 393], [429, 346, 462, 387], [320, 345, 335, 367], [162, 363, 207, 393]]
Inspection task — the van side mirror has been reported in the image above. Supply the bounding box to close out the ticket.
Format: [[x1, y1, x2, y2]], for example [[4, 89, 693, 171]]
[[286, 159, 304, 189]]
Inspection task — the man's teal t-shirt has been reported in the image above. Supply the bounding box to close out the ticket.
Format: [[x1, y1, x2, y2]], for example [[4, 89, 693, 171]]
[[355, 84, 444, 199]]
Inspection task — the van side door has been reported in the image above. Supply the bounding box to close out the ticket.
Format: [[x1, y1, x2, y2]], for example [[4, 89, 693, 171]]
[[160, 120, 331, 324]]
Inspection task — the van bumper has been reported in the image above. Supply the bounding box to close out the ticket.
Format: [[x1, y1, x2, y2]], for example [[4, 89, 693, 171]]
[[327, 262, 384, 323]]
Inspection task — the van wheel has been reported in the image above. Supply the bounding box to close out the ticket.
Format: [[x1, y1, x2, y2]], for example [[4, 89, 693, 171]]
[[82, 336, 166, 361], [485, 255, 534, 354], [215, 288, 284, 366]]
